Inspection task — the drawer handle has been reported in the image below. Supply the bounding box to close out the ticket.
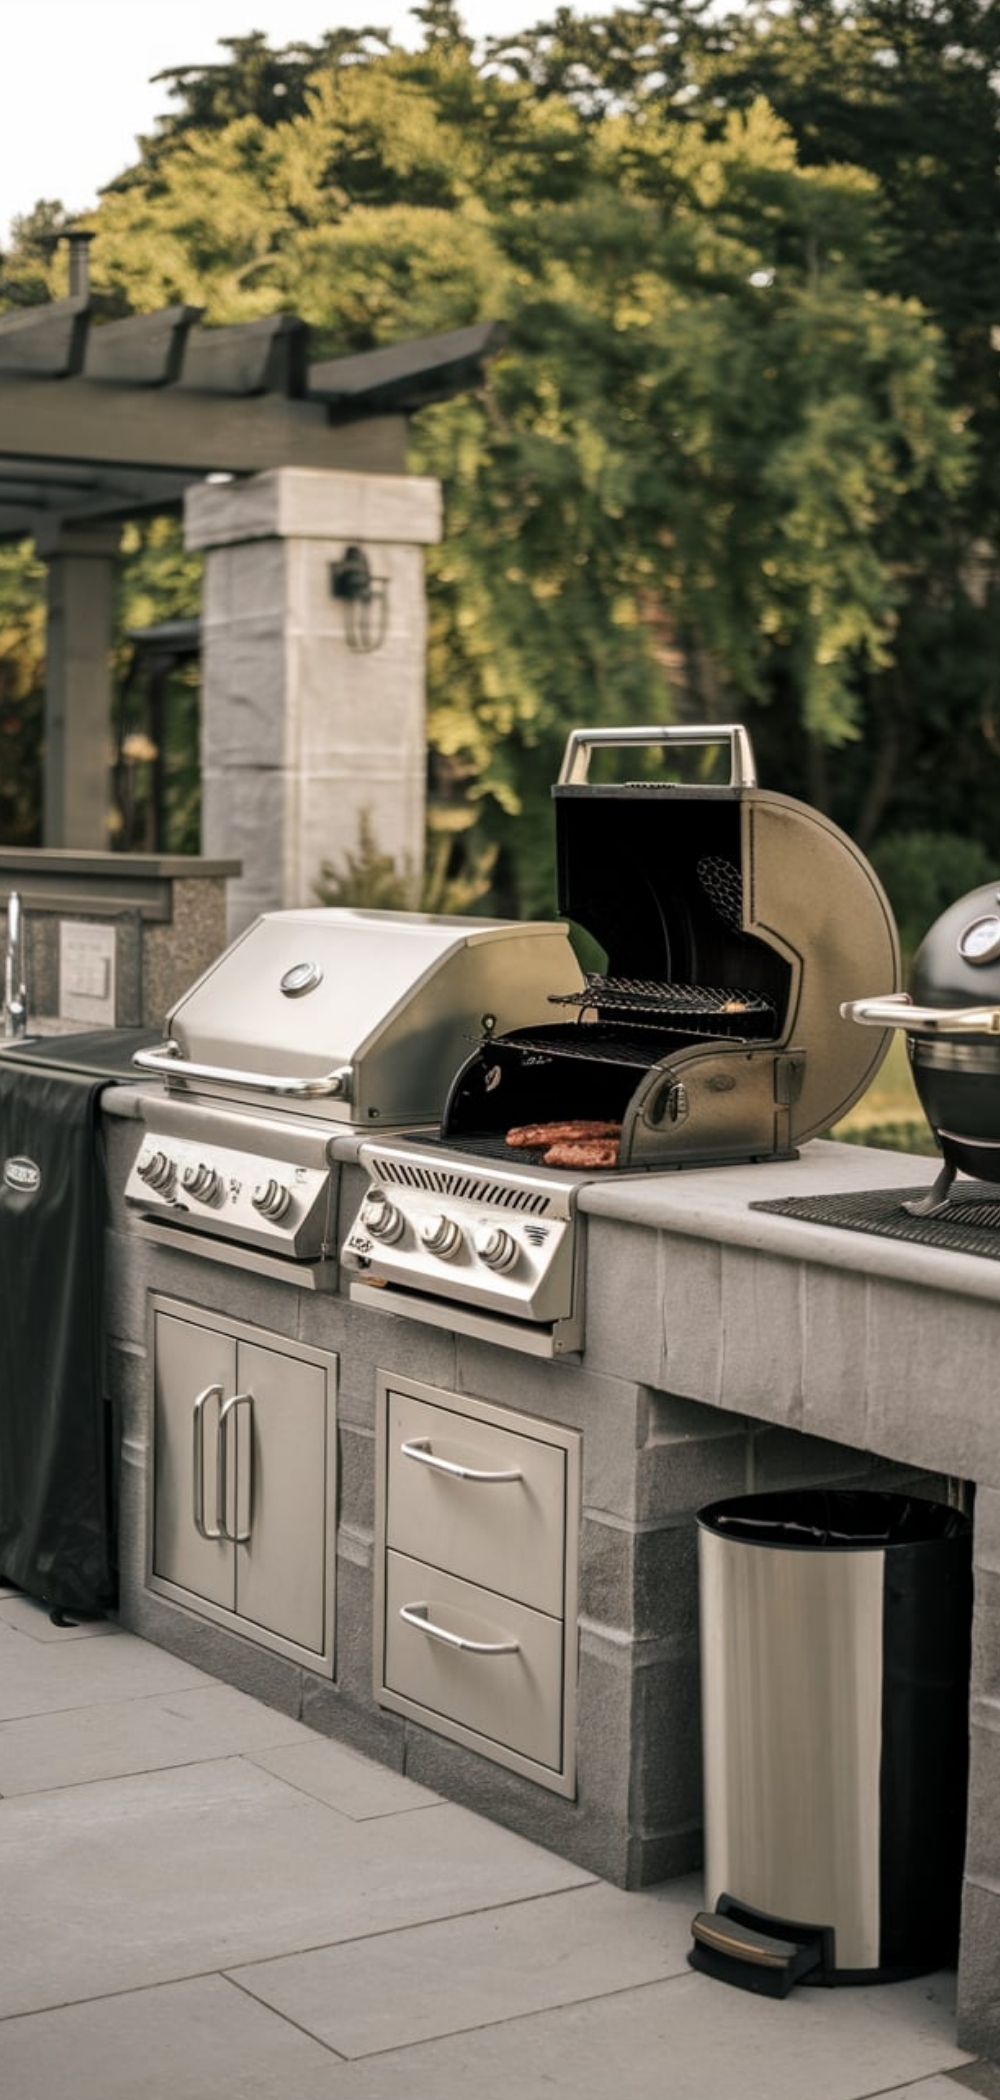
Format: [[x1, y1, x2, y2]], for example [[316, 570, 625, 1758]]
[[399, 1602, 520, 1655], [400, 1437, 523, 1484]]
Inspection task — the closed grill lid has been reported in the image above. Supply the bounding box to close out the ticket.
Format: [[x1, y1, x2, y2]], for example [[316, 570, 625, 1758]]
[[133, 907, 585, 1124]]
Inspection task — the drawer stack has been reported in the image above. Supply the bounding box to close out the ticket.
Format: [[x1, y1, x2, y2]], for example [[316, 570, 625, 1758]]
[[375, 1377, 580, 1795]]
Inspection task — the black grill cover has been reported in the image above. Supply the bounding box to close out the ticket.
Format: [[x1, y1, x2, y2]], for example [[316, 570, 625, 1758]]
[[0, 1064, 114, 1613]]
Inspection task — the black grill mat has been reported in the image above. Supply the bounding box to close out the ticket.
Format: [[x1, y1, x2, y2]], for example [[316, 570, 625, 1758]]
[[751, 1181, 1000, 1260]]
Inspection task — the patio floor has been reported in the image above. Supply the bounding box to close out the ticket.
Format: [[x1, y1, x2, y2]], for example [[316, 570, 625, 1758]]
[[0, 1581, 991, 2100]]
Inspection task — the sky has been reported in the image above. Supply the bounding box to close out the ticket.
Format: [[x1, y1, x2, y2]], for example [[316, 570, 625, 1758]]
[[1, 1, 603, 249]]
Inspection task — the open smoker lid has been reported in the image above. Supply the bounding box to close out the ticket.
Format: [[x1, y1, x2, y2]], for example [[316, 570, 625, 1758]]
[[553, 725, 901, 1142], [137, 906, 585, 1123]]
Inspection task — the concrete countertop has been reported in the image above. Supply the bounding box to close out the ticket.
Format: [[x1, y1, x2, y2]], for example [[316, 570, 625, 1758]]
[[574, 1138, 1000, 1305]]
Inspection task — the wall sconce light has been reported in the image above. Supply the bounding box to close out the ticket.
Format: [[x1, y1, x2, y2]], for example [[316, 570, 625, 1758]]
[[330, 543, 389, 653]]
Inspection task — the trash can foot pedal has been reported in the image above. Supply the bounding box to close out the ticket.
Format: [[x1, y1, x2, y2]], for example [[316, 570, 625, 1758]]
[[689, 1894, 835, 1997]]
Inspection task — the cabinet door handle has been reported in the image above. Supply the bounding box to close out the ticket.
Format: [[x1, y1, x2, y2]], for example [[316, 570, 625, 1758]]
[[398, 1602, 520, 1655], [400, 1437, 522, 1484], [218, 1391, 253, 1543], [192, 1385, 224, 1540]]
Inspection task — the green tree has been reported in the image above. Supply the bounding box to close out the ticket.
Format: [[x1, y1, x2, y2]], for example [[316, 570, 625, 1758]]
[[0, 544, 46, 845], [0, 5, 993, 912]]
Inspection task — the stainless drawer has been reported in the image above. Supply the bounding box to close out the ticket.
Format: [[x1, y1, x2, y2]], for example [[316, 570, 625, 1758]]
[[385, 1388, 567, 1616], [384, 1550, 565, 1773]]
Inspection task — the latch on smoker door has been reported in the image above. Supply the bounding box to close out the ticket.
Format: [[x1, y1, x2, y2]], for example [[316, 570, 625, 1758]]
[[774, 1051, 805, 1105]]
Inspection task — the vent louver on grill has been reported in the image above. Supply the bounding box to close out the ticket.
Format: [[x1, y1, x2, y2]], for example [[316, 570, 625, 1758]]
[[377, 1157, 552, 1213]]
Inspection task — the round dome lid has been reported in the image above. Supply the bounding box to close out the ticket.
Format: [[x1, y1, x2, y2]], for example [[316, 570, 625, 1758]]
[[911, 882, 1000, 1009]]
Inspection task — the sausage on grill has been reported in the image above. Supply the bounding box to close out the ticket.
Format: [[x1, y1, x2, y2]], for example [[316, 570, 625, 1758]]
[[505, 1119, 621, 1149], [541, 1138, 620, 1169]]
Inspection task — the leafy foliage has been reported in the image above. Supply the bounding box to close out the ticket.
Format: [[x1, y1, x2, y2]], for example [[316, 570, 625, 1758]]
[[0, 1, 997, 916], [0, 545, 46, 844]]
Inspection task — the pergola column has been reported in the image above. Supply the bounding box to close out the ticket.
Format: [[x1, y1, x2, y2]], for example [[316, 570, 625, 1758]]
[[185, 467, 442, 937], [37, 522, 119, 848]]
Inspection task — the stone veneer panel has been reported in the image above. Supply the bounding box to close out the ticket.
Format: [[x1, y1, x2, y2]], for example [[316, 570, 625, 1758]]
[[716, 1244, 805, 1423], [582, 1218, 673, 1388], [957, 1881, 1000, 2058], [300, 1292, 458, 1431], [863, 1277, 1000, 1485], [141, 877, 229, 1027], [799, 1265, 873, 1449]]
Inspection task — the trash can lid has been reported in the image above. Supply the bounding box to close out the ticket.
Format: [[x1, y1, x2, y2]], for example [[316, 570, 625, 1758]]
[[696, 1488, 970, 1550]]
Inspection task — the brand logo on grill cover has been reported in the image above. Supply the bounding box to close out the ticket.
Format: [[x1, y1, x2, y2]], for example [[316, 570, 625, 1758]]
[[3, 1156, 40, 1194]]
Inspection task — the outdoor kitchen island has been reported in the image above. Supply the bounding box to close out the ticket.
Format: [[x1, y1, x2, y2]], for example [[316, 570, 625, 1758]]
[[100, 1090, 1000, 2059]]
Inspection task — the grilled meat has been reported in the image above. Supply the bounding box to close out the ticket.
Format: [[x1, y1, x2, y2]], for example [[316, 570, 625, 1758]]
[[505, 1119, 622, 1150], [542, 1138, 620, 1168]]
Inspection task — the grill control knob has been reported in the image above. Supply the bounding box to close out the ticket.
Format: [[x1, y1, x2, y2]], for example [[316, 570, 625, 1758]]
[[419, 1211, 463, 1259], [473, 1222, 518, 1273], [359, 1188, 404, 1243], [138, 1148, 176, 1194], [181, 1161, 222, 1205], [252, 1177, 292, 1221]]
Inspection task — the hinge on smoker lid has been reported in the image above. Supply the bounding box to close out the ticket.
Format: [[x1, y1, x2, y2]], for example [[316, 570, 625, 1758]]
[[774, 1050, 805, 1105]]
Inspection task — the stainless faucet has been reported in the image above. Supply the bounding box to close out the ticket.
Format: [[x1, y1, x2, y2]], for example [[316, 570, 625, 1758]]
[[3, 890, 28, 1039]]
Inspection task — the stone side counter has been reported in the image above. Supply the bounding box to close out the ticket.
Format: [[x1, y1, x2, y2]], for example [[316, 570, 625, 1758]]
[[0, 850, 237, 1028]]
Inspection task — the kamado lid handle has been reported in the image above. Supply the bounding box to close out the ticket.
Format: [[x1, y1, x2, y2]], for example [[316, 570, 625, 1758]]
[[841, 992, 1000, 1036], [557, 722, 757, 789]]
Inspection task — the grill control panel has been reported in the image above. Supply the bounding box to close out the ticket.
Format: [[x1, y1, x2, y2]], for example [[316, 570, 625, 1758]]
[[342, 1153, 581, 1327], [126, 1133, 333, 1259]]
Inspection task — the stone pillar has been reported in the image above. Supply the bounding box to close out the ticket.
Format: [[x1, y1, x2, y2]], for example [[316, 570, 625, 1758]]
[[185, 467, 442, 937], [38, 523, 119, 848]]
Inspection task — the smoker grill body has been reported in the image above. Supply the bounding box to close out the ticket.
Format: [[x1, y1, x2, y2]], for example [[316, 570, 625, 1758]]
[[341, 727, 900, 1354], [441, 729, 900, 1170]]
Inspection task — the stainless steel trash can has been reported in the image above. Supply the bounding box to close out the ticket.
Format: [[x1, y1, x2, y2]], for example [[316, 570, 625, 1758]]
[[689, 1488, 972, 1995]]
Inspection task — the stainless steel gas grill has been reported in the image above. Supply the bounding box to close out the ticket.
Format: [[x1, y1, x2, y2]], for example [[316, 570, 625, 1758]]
[[342, 725, 901, 1353], [123, 908, 585, 1284]]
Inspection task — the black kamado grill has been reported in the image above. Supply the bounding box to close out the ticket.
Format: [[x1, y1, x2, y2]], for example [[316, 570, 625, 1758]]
[[843, 878, 1000, 1215]]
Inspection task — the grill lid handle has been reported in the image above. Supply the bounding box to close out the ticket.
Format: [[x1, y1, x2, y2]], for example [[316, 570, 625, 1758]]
[[131, 1040, 351, 1097], [557, 723, 757, 788], [841, 993, 1000, 1036]]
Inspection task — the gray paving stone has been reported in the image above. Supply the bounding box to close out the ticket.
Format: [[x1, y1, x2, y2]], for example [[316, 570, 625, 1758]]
[[0, 1621, 211, 1721], [0, 1594, 118, 1642], [0, 1975, 352, 2100], [326, 1966, 970, 2100], [0, 1757, 592, 2018], [891, 2085, 995, 2100], [228, 1877, 701, 2056], [247, 1734, 442, 1818], [0, 1683, 313, 1794]]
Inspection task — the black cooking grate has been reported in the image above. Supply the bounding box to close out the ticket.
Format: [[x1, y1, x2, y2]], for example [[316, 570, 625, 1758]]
[[497, 1024, 675, 1066], [546, 978, 775, 1039], [752, 1182, 1000, 1260]]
